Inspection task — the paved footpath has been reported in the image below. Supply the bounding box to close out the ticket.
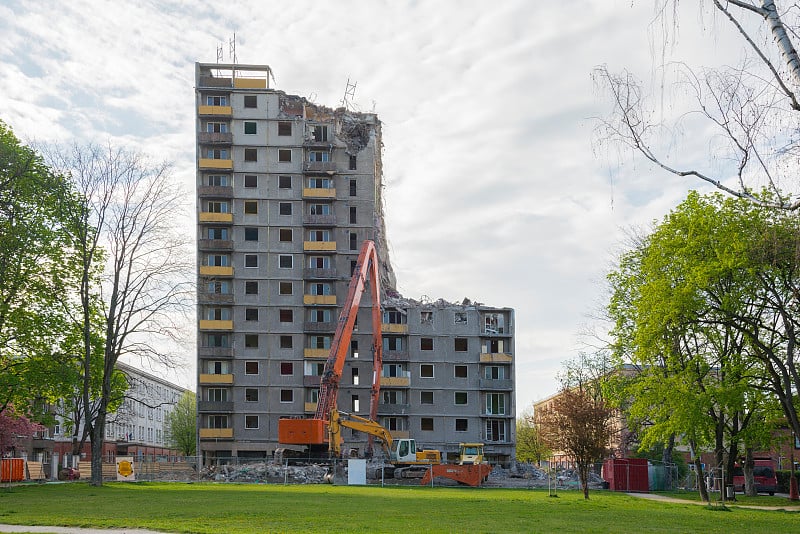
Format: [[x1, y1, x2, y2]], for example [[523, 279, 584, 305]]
[[0, 526, 170, 534], [628, 492, 800, 511]]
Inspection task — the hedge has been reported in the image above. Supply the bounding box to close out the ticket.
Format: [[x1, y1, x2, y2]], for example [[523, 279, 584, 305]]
[[775, 470, 800, 493]]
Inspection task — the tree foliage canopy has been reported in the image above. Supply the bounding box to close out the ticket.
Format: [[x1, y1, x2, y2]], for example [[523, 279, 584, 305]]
[[165, 391, 196, 456]]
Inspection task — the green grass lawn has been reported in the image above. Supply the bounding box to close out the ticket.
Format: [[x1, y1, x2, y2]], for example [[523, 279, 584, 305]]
[[0, 483, 798, 533]]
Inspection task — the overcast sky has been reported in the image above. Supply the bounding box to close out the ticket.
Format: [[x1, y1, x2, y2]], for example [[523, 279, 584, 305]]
[[1, 1, 741, 411]]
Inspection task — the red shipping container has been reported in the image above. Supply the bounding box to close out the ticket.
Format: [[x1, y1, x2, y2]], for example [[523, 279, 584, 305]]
[[1, 458, 25, 482], [602, 458, 649, 492]]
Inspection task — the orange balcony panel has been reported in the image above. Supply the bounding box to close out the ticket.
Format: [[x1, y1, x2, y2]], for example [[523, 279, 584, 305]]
[[380, 376, 410, 387], [199, 320, 233, 331], [302, 188, 336, 199], [199, 212, 233, 223], [234, 78, 267, 89], [198, 105, 232, 116], [303, 241, 336, 251], [199, 428, 233, 439], [199, 158, 233, 170], [199, 266, 233, 277], [304, 348, 329, 358], [303, 295, 337, 305], [479, 353, 513, 363], [199, 373, 234, 385]]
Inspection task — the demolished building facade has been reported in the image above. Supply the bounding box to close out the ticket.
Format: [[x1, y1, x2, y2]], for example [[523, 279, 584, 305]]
[[195, 62, 515, 465]]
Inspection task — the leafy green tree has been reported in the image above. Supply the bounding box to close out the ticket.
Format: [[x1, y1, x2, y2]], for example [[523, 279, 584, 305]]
[[0, 121, 81, 418], [515, 407, 550, 465], [165, 391, 196, 456]]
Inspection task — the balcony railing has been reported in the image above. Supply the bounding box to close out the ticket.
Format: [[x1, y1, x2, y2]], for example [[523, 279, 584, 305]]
[[304, 402, 318, 413], [382, 350, 409, 362], [303, 294, 337, 305], [198, 293, 234, 305], [199, 266, 233, 277], [199, 373, 234, 385], [304, 348, 329, 358], [479, 353, 513, 363], [377, 403, 410, 415], [198, 158, 233, 170], [197, 105, 232, 116], [197, 186, 233, 198], [303, 241, 336, 251], [302, 214, 337, 226], [304, 321, 336, 333], [303, 162, 336, 174], [198, 212, 233, 223], [380, 373, 411, 387], [199, 320, 233, 331], [199, 428, 233, 439], [198, 132, 233, 144], [479, 379, 514, 390], [303, 268, 337, 279], [197, 346, 233, 358], [381, 323, 408, 334], [303, 375, 322, 387], [198, 401, 233, 412], [198, 239, 233, 251]]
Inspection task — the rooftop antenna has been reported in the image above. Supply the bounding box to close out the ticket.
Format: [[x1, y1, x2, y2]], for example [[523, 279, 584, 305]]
[[216, 43, 223, 63], [229, 33, 238, 64], [341, 77, 357, 111]]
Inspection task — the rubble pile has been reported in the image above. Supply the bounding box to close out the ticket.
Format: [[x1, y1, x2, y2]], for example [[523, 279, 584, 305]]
[[201, 462, 330, 484]]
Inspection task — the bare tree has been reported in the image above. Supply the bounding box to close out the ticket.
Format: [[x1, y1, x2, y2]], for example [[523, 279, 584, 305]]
[[596, 1, 800, 210], [47, 144, 193, 485], [536, 386, 613, 500]]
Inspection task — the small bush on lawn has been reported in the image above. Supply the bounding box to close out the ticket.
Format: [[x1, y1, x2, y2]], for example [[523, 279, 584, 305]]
[[776, 470, 800, 493]]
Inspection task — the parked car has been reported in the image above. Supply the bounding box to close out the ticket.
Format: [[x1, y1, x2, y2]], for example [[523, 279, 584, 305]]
[[732, 458, 778, 495]]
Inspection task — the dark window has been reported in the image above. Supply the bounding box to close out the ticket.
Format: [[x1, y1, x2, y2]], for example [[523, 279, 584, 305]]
[[349, 232, 358, 251], [245, 388, 258, 402], [245, 415, 259, 429], [245, 334, 258, 348], [245, 254, 258, 268], [279, 255, 292, 269], [421, 338, 434, 351], [280, 336, 293, 349], [454, 392, 468, 405], [351, 340, 359, 358], [279, 282, 292, 295], [244, 201, 258, 214], [278, 122, 292, 136], [280, 361, 293, 375], [420, 391, 434, 405], [454, 338, 468, 352], [244, 175, 257, 188], [279, 228, 292, 242], [279, 175, 292, 188], [420, 364, 434, 378], [244, 122, 257, 135], [279, 149, 291, 162], [350, 260, 357, 275], [280, 389, 293, 402], [244, 148, 257, 161], [245, 281, 258, 295], [245, 308, 258, 321], [313, 125, 329, 141], [349, 179, 356, 196], [421, 418, 434, 431], [244, 95, 257, 108], [349, 207, 356, 224], [245, 361, 258, 375], [455, 419, 468, 432], [279, 309, 293, 322], [454, 365, 468, 378], [244, 227, 258, 241], [349, 154, 357, 170], [279, 202, 292, 215]]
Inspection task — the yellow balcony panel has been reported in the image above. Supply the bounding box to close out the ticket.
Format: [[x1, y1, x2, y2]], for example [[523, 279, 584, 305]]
[[390, 431, 409, 439], [381, 323, 408, 334], [302, 188, 336, 199], [380, 376, 410, 387], [479, 353, 514, 363], [303, 241, 336, 251], [304, 348, 329, 358], [199, 158, 233, 170], [304, 402, 318, 413], [199, 320, 233, 331], [199, 212, 233, 223], [304, 295, 337, 305], [234, 78, 267, 89], [199, 265, 233, 277], [199, 373, 234, 385], [198, 105, 232, 116], [199, 428, 233, 439]]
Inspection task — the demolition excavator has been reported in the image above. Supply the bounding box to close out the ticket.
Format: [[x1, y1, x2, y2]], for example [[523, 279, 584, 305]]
[[277, 240, 491, 486]]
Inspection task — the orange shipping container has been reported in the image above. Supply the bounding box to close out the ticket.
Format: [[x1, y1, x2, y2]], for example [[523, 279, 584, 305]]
[[1, 458, 25, 482]]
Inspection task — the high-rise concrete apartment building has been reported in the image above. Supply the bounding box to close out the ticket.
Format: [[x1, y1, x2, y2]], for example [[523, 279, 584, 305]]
[[195, 62, 515, 465]]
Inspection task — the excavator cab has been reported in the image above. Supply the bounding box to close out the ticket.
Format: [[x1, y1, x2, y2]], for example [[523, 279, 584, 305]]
[[458, 443, 485, 465], [390, 438, 417, 463]]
